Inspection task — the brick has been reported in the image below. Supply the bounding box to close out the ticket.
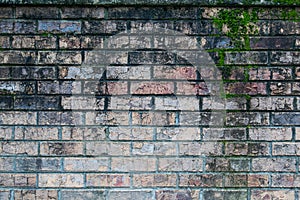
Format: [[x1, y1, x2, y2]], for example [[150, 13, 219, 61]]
[[271, 51, 300, 65], [59, 66, 105, 79], [179, 112, 211, 126], [250, 97, 294, 110], [38, 20, 81, 33], [106, 66, 151, 80], [0, 190, 11, 199], [250, 37, 295, 49], [38, 51, 82, 65], [0, 158, 14, 171], [225, 82, 266, 95], [38, 81, 81, 94], [81, 35, 104, 49], [0, 20, 13, 33], [84, 51, 128, 65], [61, 96, 103, 110], [206, 158, 250, 172], [35, 36, 57, 49], [130, 21, 173, 34], [203, 190, 247, 200], [156, 190, 199, 200], [132, 142, 176, 156], [248, 174, 269, 187], [132, 111, 176, 126], [0, 126, 12, 140], [108, 97, 152, 110], [0, 111, 36, 125], [250, 66, 292, 80], [272, 174, 300, 187], [203, 97, 246, 110], [179, 174, 223, 187], [251, 190, 295, 200], [179, 142, 223, 156], [252, 158, 296, 172], [64, 158, 109, 172], [131, 81, 174, 95], [174, 20, 212, 35], [61, 190, 105, 200], [86, 174, 130, 187], [249, 67, 271, 80], [0, 7, 13, 18], [155, 96, 199, 111], [86, 142, 130, 156], [203, 128, 246, 141], [109, 127, 153, 140], [293, 82, 300, 95], [14, 20, 37, 34], [176, 82, 209, 95], [38, 111, 84, 125], [84, 81, 128, 95], [153, 66, 196, 80], [270, 82, 291, 95], [85, 111, 129, 125], [129, 51, 175, 65], [225, 51, 268, 65], [225, 142, 270, 156], [226, 112, 269, 126], [273, 112, 300, 125], [0, 96, 13, 109], [0, 174, 36, 187], [0, 36, 10, 48], [224, 174, 247, 187], [272, 142, 300, 155], [11, 66, 56, 79], [109, 190, 152, 200], [62, 127, 106, 140], [14, 190, 58, 200], [156, 127, 200, 140], [14, 96, 60, 110], [0, 67, 11, 79], [249, 127, 292, 141], [15, 158, 61, 172], [16, 7, 59, 19], [40, 142, 84, 156], [59, 36, 81, 49], [270, 21, 299, 35], [83, 20, 126, 34], [158, 158, 203, 172], [0, 51, 36, 64], [39, 174, 84, 188], [61, 7, 105, 19], [296, 128, 300, 140], [272, 67, 293, 80], [0, 81, 35, 95], [111, 157, 156, 172], [221, 67, 246, 80], [15, 127, 59, 140], [12, 36, 34, 48], [133, 174, 177, 187]]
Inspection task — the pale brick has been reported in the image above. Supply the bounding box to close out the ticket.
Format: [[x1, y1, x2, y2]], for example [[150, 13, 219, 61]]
[[272, 142, 300, 155], [39, 174, 84, 188], [61, 190, 105, 200], [85, 111, 129, 125], [108, 97, 152, 110], [249, 127, 292, 141], [86, 174, 130, 187], [109, 127, 153, 140], [14, 190, 58, 200], [153, 66, 196, 80], [62, 127, 106, 140], [64, 158, 109, 171], [0, 174, 36, 187], [0, 126, 12, 140], [84, 81, 128, 95], [179, 174, 223, 187], [40, 142, 84, 156], [106, 66, 151, 80], [203, 190, 247, 200], [0, 111, 36, 125], [133, 174, 177, 187], [132, 111, 176, 126], [252, 158, 296, 172], [0, 142, 38, 155], [251, 190, 295, 200], [109, 190, 152, 200], [0, 190, 11, 199], [132, 142, 177, 156], [154, 97, 199, 111], [15, 158, 61, 172], [250, 97, 294, 110], [226, 112, 269, 126], [15, 127, 59, 140], [272, 174, 300, 187], [86, 142, 130, 156], [202, 128, 246, 141], [111, 157, 156, 172], [158, 158, 203, 172], [0, 158, 14, 171], [179, 142, 223, 156], [61, 96, 103, 110], [156, 127, 200, 140], [176, 82, 209, 95], [156, 190, 199, 200], [225, 142, 270, 156], [248, 174, 269, 187]]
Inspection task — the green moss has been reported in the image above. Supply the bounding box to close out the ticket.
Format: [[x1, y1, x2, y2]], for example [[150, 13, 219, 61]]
[[225, 94, 251, 100]]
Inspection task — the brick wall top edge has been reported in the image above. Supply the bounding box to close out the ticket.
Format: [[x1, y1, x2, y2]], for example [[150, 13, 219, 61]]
[[0, 0, 300, 6]]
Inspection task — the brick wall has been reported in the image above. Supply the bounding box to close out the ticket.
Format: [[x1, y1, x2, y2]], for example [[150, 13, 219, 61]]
[[0, 2, 299, 200]]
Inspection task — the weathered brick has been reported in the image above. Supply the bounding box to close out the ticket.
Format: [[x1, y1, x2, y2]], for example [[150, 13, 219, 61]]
[[0, 96, 13, 109], [174, 20, 212, 35], [225, 51, 268, 65], [84, 81, 128, 95], [155, 97, 199, 111], [176, 82, 209, 95], [252, 158, 296, 172], [270, 21, 299, 35], [224, 174, 247, 187], [0, 126, 12, 140], [81, 35, 104, 49], [86, 174, 130, 187], [156, 190, 199, 200], [38, 51, 82, 65], [158, 158, 203, 172], [109, 127, 153, 140], [133, 174, 177, 187], [38, 20, 81, 33], [203, 128, 246, 141], [39, 174, 84, 188], [179, 174, 223, 187], [0, 174, 36, 187], [225, 142, 270, 156], [0, 51, 36, 64], [153, 66, 196, 80], [248, 174, 269, 187], [206, 158, 250, 172], [272, 174, 300, 187], [225, 82, 266, 95], [61, 190, 105, 200], [62, 96, 103, 110], [226, 112, 269, 126], [203, 190, 247, 200], [129, 51, 175, 65], [38, 111, 84, 125], [130, 81, 174, 95], [0, 157, 14, 171], [250, 37, 295, 49], [132, 111, 176, 126], [15, 158, 61, 172], [132, 142, 176, 156], [179, 112, 211, 126], [0, 111, 36, 125], [11, 66, 56, 79], [271, 51, 300, 65], [203, 97, 246, 110], [15, 127, 59, 140], [251, 190, 295, 200], [35, 36, 57, 49], [270, 82, 292, 95], [0, 81, 35, 95], [38, 81, 81, 94], [0, 67, 11, 79], [59, 66, 104, 79], [250, 97, 294, 110], [14, 96, 60, 110], [16, 7, 59, 19], [0, 190, 11, 199], [293, 82, 300, 95], [14, 190, 58, 200], [111, 157, 156, 172], [86, 142, 130, 156], [61, 7, 104, 19], [272, 142, 300, 155], [106, 66, 151, 80], [64, 158, 109, 172], [179, 142, 223, 156], [14, 20, 37, 34], [83, 20, 126, 34], [273, 112, 300, 125], [156, 127, 200, 140], [40, 142, 84, 156], [84, 50, 128, 65], [0, 20, 13, 33], [249, 127, 292, 141], [85, 111, 129, 125], [296, 127, 300, 140], [62, 127, 106, 140], [109, 190, 152, 200], [0, 7, 13, 18], [0, 36, 10, 48], [59, 35, 81, 49], [108, 97, 152, 110], [12, 36, 34, 48]]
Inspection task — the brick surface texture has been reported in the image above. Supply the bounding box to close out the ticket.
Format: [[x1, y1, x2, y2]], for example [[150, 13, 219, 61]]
[[0, 2, 299, 200]]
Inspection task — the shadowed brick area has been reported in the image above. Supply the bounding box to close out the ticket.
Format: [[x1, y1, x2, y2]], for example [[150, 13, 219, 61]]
[[0, 4, 299, 200]]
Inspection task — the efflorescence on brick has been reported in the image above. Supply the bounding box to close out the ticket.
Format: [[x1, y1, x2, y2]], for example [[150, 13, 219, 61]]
[[0, 3, 299, 200]]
